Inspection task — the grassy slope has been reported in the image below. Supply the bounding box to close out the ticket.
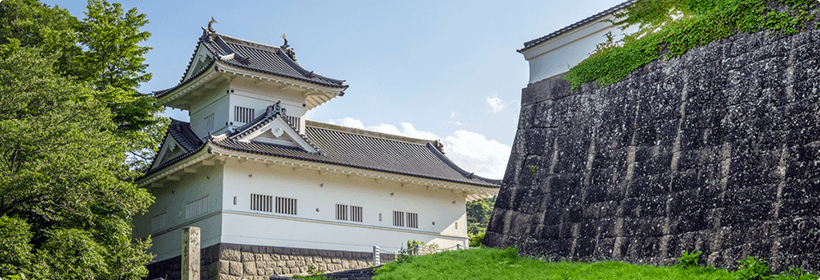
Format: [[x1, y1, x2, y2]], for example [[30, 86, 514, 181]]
[[370, 247, 811, 280]]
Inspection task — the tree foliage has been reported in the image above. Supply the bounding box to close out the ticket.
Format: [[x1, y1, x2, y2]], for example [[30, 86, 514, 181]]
[[565, 0, 819, 89], [0, 0, 157, 278], [0, 43, 153, 280], [467, 197, 495, 236], [0, 0, 166, 170]]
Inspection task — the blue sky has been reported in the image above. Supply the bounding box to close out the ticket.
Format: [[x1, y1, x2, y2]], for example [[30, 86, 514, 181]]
[[45, 0, 626, 178]]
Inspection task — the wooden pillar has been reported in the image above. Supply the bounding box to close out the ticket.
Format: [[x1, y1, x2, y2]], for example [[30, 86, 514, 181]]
[[181, 226, 201, 280]]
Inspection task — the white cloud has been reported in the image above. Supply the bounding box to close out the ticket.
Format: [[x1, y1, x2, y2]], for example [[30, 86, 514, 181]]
[[368, 123, 402, 135], [329, 117, 510, 179], [443, 130, 510, 179], [330, 117, 366, 129], [486, 96, 506, 113], [398, 122, 439, 140]]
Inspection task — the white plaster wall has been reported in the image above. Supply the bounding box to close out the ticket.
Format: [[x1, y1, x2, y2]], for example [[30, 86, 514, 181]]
[[220, 160, 469, 253], [134, 164, 225, 262], [229, 79, 307, 121], [522, 13, 638, 84], [189, 86, 230, 139]]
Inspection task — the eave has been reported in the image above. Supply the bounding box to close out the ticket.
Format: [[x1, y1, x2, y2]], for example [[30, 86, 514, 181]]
[[209, 146, 498, 201], [215, 63, 344, 111]]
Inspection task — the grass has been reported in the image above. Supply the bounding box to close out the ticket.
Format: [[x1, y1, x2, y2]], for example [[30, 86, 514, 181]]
[[364, 247, 817, 280]]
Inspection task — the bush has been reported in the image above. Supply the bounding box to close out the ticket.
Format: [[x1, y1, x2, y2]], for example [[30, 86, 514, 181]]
[[735, 256, 772, 280], [469, 231, 485, 248], [676, 250, 702, 269]]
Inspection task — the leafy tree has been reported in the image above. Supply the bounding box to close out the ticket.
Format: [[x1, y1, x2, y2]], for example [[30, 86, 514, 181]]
[[467, 197, 496, 235], [0, 0, 166, 170], [0, 27, 153, 280]]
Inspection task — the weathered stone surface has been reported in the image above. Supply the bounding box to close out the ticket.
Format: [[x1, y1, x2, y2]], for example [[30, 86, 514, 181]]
[[229, 261, 243, 276], [485, 29, 820, 274]]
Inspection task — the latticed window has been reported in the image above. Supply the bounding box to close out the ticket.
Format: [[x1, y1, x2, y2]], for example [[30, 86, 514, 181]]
[[336, 204, 348, 221], [250, 194, 273, 212], [151, 212, 167, 232], [203, 114, 214, 132], [234, 106, 254, 123], [276, 197, 297, 215], [393, 211, 404, 227], [185, 196, 208, 219], [406, 212, 418, 228], [351, 206, 363, 222]]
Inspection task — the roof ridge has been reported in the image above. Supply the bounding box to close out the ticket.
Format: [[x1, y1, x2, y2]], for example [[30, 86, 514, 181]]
[[518, 0, 635, 52], [305, 120, 434, 146], [215, 32, 282, 53]]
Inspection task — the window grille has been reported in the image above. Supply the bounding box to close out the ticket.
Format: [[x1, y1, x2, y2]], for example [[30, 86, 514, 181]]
[[276, 197, 297, 215], [185, 196, 208, 219], [407, 212, 418, 228], [336, 204, 348, 221], [393, 211, 404, 227], [251, 193, 273, 212], [351, 206, 363, 222], [203, 114, 214, 132], [234, 106, 255, 123], [151, 212, 167, 232]]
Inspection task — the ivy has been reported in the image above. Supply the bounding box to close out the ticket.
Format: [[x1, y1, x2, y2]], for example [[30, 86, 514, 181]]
[[565, 0, 820, 89]]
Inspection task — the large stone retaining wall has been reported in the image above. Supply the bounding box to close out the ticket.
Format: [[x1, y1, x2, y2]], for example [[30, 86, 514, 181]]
[[145, 243, 395, 280], [484, 29, 820, 273]]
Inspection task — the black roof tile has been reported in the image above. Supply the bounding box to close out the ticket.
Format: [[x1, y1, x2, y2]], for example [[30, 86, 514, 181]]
[[154, 31, 347, 98], [519, 0, 635, 52], [143, 117, 499, 188]]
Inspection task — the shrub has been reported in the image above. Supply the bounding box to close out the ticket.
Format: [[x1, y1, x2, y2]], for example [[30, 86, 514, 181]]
[[677, 250, 703, 269], [735, 256, 772, 280]]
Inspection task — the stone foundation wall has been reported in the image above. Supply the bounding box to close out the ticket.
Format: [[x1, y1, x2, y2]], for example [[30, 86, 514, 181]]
[[145, 243, 395, 280], [484, 29, 820, 273]]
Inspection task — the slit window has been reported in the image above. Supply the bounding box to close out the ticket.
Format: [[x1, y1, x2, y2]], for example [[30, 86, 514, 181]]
[[276, 197, 297, 215], [250, 193, 273, 212], [234, 106, 255, 123]]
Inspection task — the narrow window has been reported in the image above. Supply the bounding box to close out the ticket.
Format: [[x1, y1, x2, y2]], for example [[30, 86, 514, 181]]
[[185, 196, 209, 219], [455, 222, 458, 229], [250, 193, 273, 212], [351, 206, 363, 222], [393, 211, 404, 227], [379, 213, 382, 222], [276, 197, 297, 215], [233, 196, 237, 205], [336, 204, 348, 221], [203, 114, 214, 132], [233, 106, 255, 123], [407, 212, 418, 229]]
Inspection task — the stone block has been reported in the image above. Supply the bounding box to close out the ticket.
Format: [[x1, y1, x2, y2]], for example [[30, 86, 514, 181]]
[[243, 261, 257, 275], [241, 252, 255, 262], [221, 244, 242, 262], [229, 261, 242, 276]]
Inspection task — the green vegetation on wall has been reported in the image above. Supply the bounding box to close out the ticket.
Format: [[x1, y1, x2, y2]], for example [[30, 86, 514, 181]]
[[565, 0, 820, 89]]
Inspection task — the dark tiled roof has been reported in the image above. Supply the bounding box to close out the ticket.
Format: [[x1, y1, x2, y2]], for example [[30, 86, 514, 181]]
[[143, 116, 499, 188], [154, 31, 348, 98], [144, 119, 206, 175], [519, 0, 635, 52]]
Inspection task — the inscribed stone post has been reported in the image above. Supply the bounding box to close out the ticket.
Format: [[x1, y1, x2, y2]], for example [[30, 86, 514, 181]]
[[181, 226, 201, 280]]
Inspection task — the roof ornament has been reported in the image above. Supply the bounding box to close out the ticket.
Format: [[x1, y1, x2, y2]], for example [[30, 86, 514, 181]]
[[280, 33, 297, 61], [433, 139, 445, 154], [208, 16, 217, 32], [266, 100, 287, 118], [202, 16, 218, 42]]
